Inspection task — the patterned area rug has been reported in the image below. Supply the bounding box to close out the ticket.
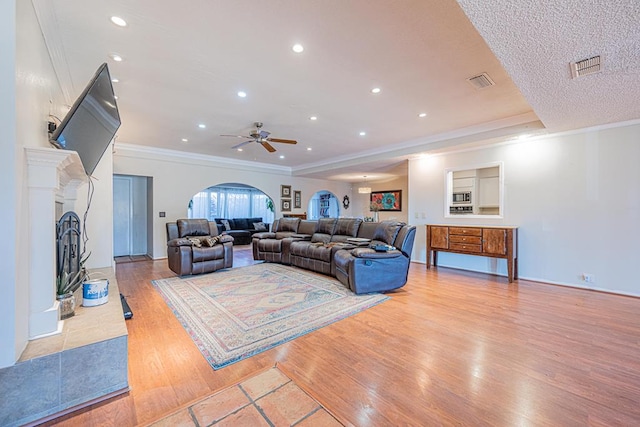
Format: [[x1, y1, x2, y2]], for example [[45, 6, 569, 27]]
[[152, 263, 388, 369]]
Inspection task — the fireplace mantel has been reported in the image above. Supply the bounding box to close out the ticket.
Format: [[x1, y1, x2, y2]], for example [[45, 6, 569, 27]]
[[25, 147, 87, 338]]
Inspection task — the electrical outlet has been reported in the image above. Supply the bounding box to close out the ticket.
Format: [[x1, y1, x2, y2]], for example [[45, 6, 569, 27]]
[[582, 273, 595, 283]]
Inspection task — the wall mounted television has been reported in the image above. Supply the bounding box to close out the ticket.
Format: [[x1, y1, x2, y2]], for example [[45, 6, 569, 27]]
[[50, 63, 121, 176]]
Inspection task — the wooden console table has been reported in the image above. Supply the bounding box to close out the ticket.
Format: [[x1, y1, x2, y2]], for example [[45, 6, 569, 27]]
[[426, 224, 518, 282]]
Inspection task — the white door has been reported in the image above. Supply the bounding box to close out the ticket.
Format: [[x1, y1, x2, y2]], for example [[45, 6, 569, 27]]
[[113, 176, 132, 257]]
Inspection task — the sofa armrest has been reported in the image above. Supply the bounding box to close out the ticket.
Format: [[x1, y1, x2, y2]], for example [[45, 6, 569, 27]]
[[350, 247, 403, 259], [253, 231, 276, 239], [218, 234, 235, 244], [291, 234, 312, 240]]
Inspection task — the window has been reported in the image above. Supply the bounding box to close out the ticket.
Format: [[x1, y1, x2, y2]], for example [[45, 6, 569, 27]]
[[189, 184, 274, 222]]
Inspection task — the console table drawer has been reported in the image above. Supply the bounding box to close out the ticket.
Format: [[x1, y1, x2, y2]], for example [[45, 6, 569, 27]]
[[450, 243, 482, 253], [449, 227, 482, 237], [449, 235, 482, 245]]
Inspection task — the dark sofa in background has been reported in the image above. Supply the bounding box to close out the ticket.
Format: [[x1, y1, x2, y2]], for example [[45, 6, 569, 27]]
[[214, 217, 268, 245]]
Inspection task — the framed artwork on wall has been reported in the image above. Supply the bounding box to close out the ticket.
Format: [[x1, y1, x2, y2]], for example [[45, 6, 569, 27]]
[[281, 199, 291, 212], [293, 190, 302, 208], [281, 185, 291, 197], [370, 190, 402, 211]]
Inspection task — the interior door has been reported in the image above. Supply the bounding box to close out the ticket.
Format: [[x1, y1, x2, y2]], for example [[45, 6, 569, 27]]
[[113, 176, 132, 257]]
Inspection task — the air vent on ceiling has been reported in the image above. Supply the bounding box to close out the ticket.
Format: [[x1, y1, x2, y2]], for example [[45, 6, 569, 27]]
[[570, 55, 601, 78], [467, 72, 495, 90]]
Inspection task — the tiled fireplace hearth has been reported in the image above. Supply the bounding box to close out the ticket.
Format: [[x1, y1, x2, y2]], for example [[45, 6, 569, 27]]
[[0, 148, 128, 427]]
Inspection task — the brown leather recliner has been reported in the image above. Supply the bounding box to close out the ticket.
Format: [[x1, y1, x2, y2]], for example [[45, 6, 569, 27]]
[[166, 219, 234, 276]]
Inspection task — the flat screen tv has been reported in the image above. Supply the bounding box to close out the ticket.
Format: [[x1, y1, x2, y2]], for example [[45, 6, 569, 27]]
[[50, 63, 121, 176]]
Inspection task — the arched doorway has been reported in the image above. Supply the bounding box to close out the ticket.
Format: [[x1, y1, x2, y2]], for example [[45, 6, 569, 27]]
[[187, 183, 275, 224], [307, 190, 340, 220]]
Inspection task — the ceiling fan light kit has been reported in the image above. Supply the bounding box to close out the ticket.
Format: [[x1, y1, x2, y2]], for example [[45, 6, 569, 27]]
[[221, 122, 297, 153]]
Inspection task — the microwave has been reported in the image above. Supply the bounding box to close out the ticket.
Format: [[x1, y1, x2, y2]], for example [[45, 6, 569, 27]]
[[452, 191, 471, 204]]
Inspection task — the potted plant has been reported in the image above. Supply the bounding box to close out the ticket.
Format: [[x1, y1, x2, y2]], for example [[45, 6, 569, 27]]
[[266, 198, 274, 213], [56, 252, 90, 319]]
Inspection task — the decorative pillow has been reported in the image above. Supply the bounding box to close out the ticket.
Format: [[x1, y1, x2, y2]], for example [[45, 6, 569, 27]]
[[220, 219, 231, 231], [202, 235, 221, 247], [187, 237, 203, 247], [253, 221, 267, 231], [168, 238, 194, 247]]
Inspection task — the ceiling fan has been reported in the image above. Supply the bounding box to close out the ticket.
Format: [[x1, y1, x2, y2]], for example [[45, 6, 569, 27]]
[[220, 122, 298, 153]]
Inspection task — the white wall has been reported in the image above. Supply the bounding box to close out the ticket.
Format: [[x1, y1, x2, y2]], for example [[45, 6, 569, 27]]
[[74, 146, 114, 270], [114, 145, 352, 259], [409, 121, 640, 296], [0, 0, 66, 367], [351, 175, 409, 223], [0, 0, 18, 368]]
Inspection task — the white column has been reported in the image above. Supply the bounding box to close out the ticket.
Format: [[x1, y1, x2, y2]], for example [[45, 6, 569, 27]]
[[26, 147, 86, 338]]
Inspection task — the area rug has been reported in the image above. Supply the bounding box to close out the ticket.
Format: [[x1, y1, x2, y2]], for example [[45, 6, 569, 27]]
[[152, 263, 388, 369]]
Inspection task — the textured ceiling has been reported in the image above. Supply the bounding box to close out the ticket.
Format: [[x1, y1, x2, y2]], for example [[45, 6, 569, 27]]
[[458, 0, 640, 131], [31, 0, 639, 181]]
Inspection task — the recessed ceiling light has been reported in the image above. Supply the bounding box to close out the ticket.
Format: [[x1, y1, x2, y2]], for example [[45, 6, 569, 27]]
[[237, 91, 247, 98], [371, 87, 381, 94], [110, 16, 127, 27], [181, 138, 188, 142], [307, 147, 312, 151], [198, 124, 206, 129], [111, 78, 119, 83], [359, 131, 366, 136], [237, 148, 243, 152], [518, 134, 531, 140], [109, 53, 123, 62], [309, 116, 317, 121], [279, 155, 285, 159], [418, 112, 427, 118], [292, 44, 304, 53]]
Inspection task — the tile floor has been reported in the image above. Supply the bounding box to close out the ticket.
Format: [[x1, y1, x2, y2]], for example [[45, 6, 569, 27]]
[[147, 366, 343, 427]]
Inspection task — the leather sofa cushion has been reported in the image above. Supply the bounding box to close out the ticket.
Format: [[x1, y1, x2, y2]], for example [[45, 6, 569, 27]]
[[311, 233, 331, 244], [290, 242, 334, 263], [334, 218, 362, 237], [192, 244, 225, 262], [177, 219, 210, 237], [257, 239, 282, 253], [277, 218, 300, 232], [372, 221, 405, 245], [275, 231, 297, 239], [232, 218, 249, 230], [317, 218, 337, 235]]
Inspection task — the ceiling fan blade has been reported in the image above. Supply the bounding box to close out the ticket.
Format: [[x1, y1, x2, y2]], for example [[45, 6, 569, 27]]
[[221, 134, 252, 139], [261, 141, 276, 152], [231, 140, 253, 149], [267, 138, 298, 144]]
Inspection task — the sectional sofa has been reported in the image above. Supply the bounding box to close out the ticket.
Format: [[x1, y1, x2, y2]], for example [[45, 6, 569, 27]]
[[252, 217, 416, 294]]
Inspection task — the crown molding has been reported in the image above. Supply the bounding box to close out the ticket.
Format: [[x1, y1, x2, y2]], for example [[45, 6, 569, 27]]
[[113, 142, 292, 175], [292, 112, 544, 176]]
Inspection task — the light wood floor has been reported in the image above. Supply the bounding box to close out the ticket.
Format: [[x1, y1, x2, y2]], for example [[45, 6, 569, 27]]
[[46, 246, 640, 426]]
